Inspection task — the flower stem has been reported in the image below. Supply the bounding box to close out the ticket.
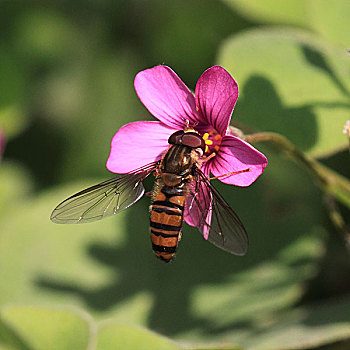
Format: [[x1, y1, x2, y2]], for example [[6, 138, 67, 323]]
[[241, 130, 350, 209]]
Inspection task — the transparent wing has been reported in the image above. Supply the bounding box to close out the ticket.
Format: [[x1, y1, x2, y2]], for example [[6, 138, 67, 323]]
[[50, 162, 157, 224], [185, 169, 249, 256]]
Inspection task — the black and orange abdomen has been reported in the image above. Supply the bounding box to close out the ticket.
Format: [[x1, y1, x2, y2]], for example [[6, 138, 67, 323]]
[[150, 186, 186, 263]]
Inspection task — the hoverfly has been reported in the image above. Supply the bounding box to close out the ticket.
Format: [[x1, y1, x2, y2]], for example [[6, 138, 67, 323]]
[[51, 128, 249, 262]]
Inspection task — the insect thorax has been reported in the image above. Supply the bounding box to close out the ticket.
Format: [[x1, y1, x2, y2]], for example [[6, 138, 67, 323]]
[[160, 144, 199, 186]]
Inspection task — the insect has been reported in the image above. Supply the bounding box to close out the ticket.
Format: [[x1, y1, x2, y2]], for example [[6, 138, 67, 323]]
[[51, 129, 249, 262]]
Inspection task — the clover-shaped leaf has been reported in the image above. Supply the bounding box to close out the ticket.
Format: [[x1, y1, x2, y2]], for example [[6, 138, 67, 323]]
[[218, 28, 350, 157], [0, 305, 92, 350]]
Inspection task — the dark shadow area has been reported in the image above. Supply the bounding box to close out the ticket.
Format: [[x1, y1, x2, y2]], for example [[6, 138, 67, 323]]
[[5, 116, 65, 190], [300, 150, 350, 304], [320, 149, 350, 178], [299, 216, 350, 303], [299, 297, 350, 326], [301, 44, 350, 98], [311, 339, 350, 350], [236, 75, 318, 152]]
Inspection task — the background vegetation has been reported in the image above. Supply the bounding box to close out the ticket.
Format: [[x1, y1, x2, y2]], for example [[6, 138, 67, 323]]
[[1, 1, 349, 349]]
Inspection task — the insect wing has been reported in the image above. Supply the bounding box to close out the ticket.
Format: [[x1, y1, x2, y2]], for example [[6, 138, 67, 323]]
[[186, 170, 248, 256], [50, 163, 157, 224]]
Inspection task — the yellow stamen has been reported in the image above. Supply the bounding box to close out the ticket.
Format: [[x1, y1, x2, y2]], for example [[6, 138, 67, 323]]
[[205, 145, 209, 153], [205, 139, 213, 145], [202, 133, 209, 140]]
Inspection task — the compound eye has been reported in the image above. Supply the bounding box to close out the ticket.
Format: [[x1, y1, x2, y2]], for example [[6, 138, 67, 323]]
[[181, 132, 205, 151], [168, 130, 184, 145]]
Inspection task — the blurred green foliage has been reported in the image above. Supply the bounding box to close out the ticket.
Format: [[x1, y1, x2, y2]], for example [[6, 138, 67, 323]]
[[0, 1, 349, 349]]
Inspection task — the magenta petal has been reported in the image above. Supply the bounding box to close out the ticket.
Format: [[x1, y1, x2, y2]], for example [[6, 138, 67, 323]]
[[106, 121, 175, 173], [195, 66, 238, 135], [134, 65, 199, 129], [209, 135, 268, 186], [184, 168, 212, 240]]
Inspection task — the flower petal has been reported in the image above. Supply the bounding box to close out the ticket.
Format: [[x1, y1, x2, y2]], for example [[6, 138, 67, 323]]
[[209, 135, 268, 186], [134, 65, 199, 129], [106, 121, 175, 173], [195, 66, 238, 135]]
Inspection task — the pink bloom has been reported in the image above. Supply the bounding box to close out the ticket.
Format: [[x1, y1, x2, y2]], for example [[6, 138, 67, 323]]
[[106, 65, 267, 232]]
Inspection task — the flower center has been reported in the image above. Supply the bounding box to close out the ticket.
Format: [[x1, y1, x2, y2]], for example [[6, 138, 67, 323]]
[[202, 129, 222, 156]]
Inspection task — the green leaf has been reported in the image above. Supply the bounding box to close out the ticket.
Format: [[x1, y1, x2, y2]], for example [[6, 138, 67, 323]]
[[97, 322, 182, 350], [0, 180, 131, 315], [218, 28, 350, 156], [223, 0, 350, 50], [222, 0, 308, 26], [0, 315, 32, 350], [308, 0, 350, 49], [0, 163, 33, 217], [0, 305, 93, 350]]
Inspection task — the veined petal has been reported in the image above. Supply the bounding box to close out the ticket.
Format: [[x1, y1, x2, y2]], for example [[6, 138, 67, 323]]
[[106, 121, 175, 173], [134, 65, 199, 129], [209, 135, 268, 187], [195, 66, 238, 135]]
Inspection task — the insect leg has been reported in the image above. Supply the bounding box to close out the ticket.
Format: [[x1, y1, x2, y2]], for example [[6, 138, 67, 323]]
[[208, 168, 251, 181]]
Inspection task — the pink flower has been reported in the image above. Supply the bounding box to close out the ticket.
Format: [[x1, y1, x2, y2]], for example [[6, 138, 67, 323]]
[[106, 65, 267, 238], [107, 65, 267, 184]]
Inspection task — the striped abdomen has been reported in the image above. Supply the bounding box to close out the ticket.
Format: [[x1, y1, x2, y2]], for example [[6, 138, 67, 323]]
[[150, 185, 186, 263]]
